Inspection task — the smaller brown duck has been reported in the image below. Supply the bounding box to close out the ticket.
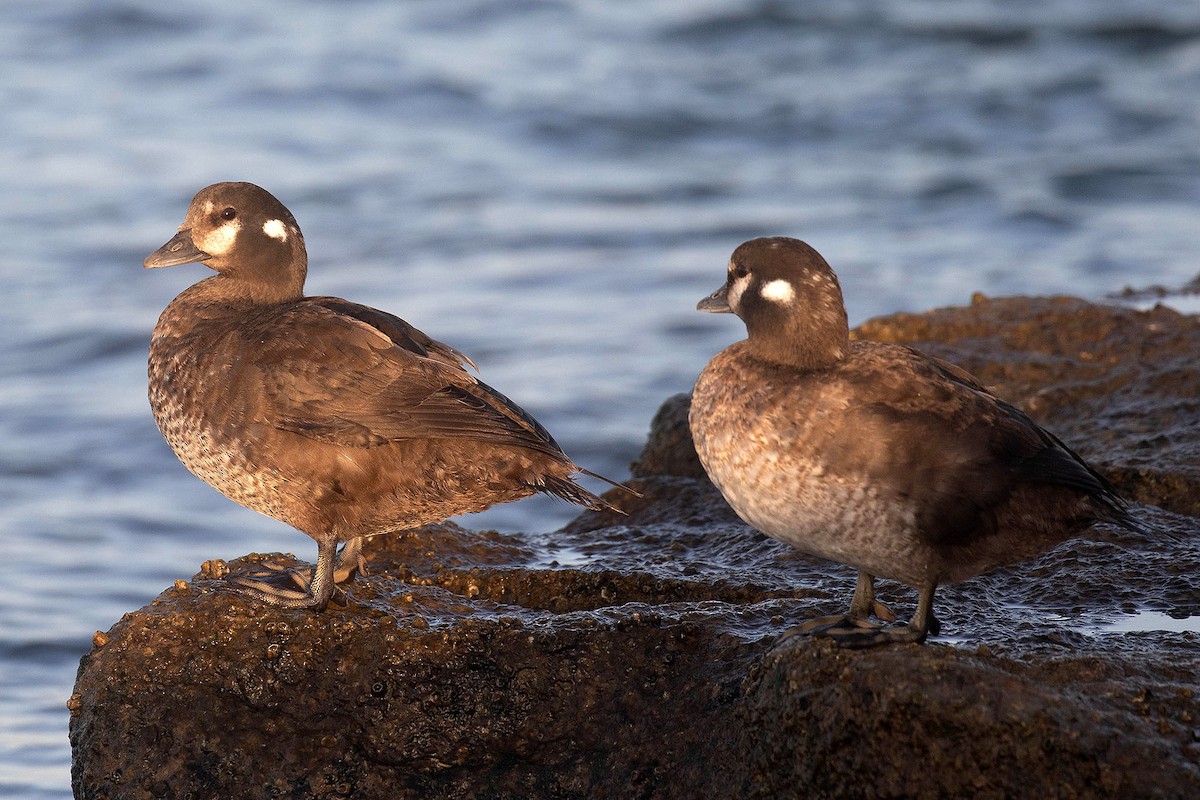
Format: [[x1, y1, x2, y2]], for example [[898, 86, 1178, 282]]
[[689, 236, 1144, 647], [146, 182, 622, 610]]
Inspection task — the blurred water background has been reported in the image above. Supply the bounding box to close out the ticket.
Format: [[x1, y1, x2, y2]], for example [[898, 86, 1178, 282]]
[[3, 1, 1200, 795]]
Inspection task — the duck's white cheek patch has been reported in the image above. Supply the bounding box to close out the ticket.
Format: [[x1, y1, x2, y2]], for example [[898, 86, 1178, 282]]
[[262, 218, 289, 242], [197, 220, 241, 256], [760, 279, 795, 304], [726, 274, 750, 310]]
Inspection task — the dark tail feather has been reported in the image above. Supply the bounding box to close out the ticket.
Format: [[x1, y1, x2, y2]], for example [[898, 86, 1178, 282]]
[[579, 467, 643, 498], [1022, 436, 1152, 537], [1093, 490, 1173, 542], [1080, 477, 1175, 541], [533, 472, 636, 514], [1098, 494, 1148, 535]]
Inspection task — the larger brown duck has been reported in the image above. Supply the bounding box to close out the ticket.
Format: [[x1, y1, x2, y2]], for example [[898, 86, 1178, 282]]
[[146, 182, 620, 610], [689, 236, 1144, 647]]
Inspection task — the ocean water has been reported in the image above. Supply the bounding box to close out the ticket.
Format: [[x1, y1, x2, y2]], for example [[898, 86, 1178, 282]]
[[3, 1, 1200, 796]]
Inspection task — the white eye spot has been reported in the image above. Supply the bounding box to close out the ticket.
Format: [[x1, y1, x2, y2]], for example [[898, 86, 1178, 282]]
[[760, 278, 795, 303], [196, 219, 241, 256], [262, 219, 289, 242]]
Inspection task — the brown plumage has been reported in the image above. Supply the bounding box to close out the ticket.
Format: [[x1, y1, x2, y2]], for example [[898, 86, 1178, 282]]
[[689, 236, 1143, 646], [146, 182, 621, 610]]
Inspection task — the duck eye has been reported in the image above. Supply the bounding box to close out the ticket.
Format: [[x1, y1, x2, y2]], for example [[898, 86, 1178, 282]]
[[731, 263, 749, 279], [220, 207, 237, 221]]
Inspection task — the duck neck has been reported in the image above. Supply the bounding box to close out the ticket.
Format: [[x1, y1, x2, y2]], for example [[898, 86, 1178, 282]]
[[747, 332, 848, 371], [190, 247, 308, 304], [218, 270, 306, 304], [171, 270, 304, 315], [745, 309, 849, 371]]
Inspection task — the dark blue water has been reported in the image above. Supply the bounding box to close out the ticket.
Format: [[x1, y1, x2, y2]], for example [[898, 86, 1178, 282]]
[[4, 1, 1200, 795]]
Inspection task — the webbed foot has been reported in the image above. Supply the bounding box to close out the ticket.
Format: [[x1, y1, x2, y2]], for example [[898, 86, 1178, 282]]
[[816, 618, 927, 648], [227, 539, 342, 610], [784, 577, 941, 649], [777, 571, 895, 643], [232, 538, 366, 599]]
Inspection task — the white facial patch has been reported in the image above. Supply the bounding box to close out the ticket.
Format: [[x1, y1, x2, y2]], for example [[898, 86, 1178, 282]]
[[262, 218, 289, 242], [760, 278, 795, 304], [726, 272, 750, 311], [195, 219, 242, 256]]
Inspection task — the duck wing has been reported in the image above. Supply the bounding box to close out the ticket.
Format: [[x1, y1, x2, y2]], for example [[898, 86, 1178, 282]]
[[924, 351, 1132, 516], [240, 298, 568, 459], [815, 344, 1137, 544]]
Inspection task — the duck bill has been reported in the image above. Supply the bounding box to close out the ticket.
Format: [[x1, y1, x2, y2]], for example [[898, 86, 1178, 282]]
[[144, 229, 211, 268], [696, 284, 732, 313]]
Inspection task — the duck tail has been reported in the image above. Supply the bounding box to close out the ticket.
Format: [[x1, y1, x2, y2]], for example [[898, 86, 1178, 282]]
[[1101, 496, 1146, 533], [533, 470, 639, 514], [579, 467, 643, 496]]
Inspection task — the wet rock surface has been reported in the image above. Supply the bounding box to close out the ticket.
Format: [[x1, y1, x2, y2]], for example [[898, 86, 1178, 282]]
[[72, 296, 1200, 799]]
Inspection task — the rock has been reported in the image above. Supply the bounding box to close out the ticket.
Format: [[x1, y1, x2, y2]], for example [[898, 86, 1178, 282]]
[[738, 640, 1200, 800], [71, 296, 1200, 799], [628, 392, 706, 480]]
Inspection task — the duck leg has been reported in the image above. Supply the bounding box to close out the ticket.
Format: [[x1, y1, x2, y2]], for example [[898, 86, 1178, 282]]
[[777, 571, 895, 645], [235, 536, 367, 594], [228, 538, 340, 610], [285, 537, 368, 588], [785, 571, 896, 636], [819, 581, 941, 648], [333, 536, 368, 582]]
